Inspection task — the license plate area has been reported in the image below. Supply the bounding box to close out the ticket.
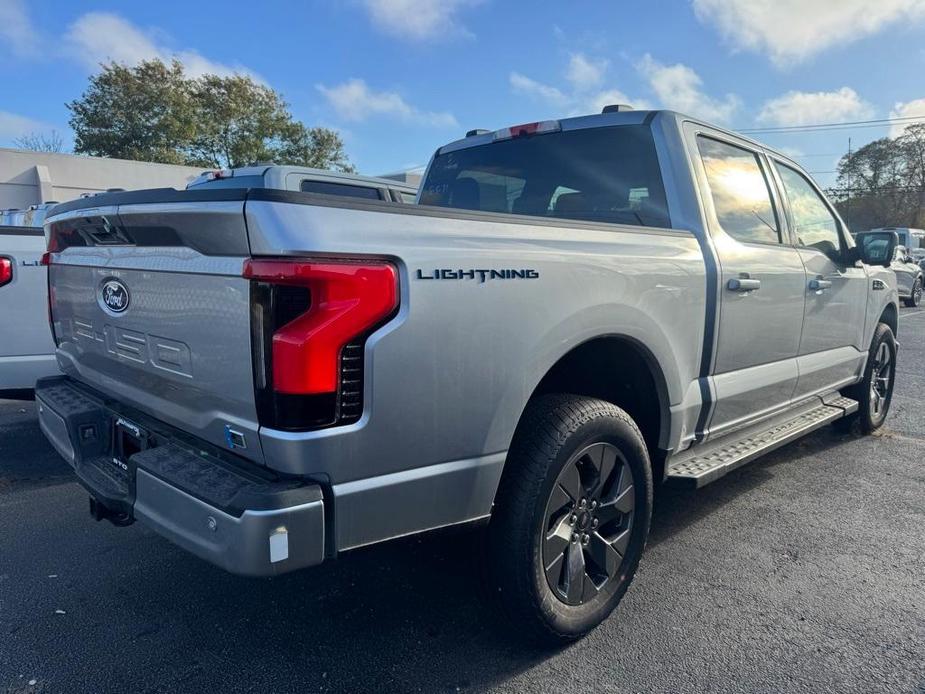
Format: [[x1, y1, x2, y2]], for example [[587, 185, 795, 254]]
[[111, 416, 152, 478]]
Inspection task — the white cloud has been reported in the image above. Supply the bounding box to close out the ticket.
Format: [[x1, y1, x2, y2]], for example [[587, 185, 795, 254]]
[[317, 79, 458, 127], [63, 12, 259, 79], [0, 0, 38, 58], [638, 54, 739, 123], [361, 0, 481, 41], [757, 88, 874, 126], [510, 72, 568, 106], [890, 99, 925, 136], [0, 110, 54, 140], [510, 54, 649, 117], [566, 53, 607, 91], [693, 0, 925, 67]]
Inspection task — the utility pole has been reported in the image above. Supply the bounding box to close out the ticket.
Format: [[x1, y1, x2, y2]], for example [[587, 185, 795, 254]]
[[846, 136, 852, 225]]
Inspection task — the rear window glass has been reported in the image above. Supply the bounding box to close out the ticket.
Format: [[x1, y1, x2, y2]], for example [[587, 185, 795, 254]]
[[420, 125, 670, 228], [301, 180, 382, 199]]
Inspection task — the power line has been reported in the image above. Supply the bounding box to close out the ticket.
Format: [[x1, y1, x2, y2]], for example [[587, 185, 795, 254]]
[[740, 115, 925, 135]]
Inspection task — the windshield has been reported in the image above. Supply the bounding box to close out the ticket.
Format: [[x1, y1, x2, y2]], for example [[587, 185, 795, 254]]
[[420, 125, 670, 228]]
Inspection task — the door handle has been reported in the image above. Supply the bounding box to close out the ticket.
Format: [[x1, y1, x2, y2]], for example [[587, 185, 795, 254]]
[[727, 277, 761, 291], [809, 278, 833, 291]]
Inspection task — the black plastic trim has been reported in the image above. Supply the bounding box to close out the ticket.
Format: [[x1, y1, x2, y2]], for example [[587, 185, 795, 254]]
[[46, 188, 248, 217], [0, 225, 44, 237]]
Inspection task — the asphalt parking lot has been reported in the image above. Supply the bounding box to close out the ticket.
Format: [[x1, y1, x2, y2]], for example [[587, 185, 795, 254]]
[[2, 310, 924, 694]]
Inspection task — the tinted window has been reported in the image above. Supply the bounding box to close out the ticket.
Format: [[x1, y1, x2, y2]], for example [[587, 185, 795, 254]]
[[777, 164, 841, 257], [420, 125, 670, 228], [300, 180, 382, 199], [698, 137, 780, 244]]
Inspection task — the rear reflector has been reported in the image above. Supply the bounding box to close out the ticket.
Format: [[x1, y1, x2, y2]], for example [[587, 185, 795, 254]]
[[243, 258, 398, 395], [0, 257, 11, 287], [493, 120, 561, 141]]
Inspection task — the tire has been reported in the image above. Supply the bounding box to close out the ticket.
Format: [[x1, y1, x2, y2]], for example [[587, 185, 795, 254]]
[[843, 323, 897, 434], [485, 394, 653, 644], [903, 278, 922, 307]]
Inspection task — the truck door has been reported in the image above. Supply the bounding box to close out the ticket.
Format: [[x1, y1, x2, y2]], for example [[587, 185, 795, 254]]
[[690, 131, 807, 439], [770, 160, 868, 399]]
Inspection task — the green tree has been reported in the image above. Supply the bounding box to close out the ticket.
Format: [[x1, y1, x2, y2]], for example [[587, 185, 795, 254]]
[[67, 59, 353, 171], [68, 60, 196, 165]]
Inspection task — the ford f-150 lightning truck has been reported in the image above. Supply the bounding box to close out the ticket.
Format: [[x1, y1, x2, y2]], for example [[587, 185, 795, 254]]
[[36, 108, 901, 642]]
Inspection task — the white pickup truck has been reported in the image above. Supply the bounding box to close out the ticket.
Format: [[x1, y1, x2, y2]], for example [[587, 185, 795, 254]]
[[36, 108, 900, 642]]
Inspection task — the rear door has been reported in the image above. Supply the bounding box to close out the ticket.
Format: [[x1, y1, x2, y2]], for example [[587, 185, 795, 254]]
[[689, 130, 807, 438], [770, 160, 868, 399]]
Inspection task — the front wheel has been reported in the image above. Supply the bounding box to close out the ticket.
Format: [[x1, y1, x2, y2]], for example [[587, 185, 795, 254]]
[[486, 394, 653, 644], [843, 323, 897, 434], [903, 278, 922, 307]]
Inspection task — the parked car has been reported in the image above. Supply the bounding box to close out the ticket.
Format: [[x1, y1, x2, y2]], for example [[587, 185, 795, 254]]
[[0, 225, 57, 389], [186, 165, 418, 202], [37, 108, 899, 644], [891, 245, 924, 306], [867, 226, 924, 252], [911, 247, 925, 274]]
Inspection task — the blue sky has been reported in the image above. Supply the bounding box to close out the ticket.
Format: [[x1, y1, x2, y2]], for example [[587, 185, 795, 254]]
[[3, 1, 925, 186]]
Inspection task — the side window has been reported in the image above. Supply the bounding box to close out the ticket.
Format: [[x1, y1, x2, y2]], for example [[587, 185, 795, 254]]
[[300, 180, 382, 200], [697, 136, 780, 244], [776, 164, 842, 258]]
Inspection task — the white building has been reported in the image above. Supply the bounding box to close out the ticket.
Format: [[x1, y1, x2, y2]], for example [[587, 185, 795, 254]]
[[0, 148, 204, 209]]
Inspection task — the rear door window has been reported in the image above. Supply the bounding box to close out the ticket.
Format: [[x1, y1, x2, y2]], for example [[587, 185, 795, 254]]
[[300, 180, 383, 200], [420, 125, 670, 228], [697, 136, 780, 245]]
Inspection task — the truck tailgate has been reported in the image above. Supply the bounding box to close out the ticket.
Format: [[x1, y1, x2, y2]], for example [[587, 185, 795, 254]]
[[46, 196, 264, 464]]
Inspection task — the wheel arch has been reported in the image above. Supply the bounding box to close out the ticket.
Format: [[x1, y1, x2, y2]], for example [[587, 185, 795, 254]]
[[506, 334, 673, 483], [879, 302, 898, 337]]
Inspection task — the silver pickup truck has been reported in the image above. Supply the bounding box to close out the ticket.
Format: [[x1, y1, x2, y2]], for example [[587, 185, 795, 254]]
[[36, 109, 900, 643], [1, 224, 58, 390]]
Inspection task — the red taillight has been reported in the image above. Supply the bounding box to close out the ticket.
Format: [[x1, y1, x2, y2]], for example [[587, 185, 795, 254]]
[[0, 257, 12, 287], [40, 252, 52, 266], [243, 258, 398, 395]]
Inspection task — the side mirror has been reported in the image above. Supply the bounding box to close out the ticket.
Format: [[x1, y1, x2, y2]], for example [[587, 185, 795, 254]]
[[854, 231, 897, 267]]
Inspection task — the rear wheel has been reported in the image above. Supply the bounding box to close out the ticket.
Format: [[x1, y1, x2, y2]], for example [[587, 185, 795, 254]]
[[903, 278, 922, 307], [486, 394, 653, 644], [842, 323, 897, 434]]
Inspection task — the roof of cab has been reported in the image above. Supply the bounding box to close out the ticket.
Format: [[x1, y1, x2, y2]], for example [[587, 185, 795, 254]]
[[436, 108, 801, 170]]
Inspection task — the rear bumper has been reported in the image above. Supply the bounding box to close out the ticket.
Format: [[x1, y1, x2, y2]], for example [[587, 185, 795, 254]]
[[35, 376, 325, 576]]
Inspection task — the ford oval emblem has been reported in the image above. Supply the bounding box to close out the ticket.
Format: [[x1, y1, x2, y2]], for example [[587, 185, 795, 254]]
[[100, 278, 130, 314]]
